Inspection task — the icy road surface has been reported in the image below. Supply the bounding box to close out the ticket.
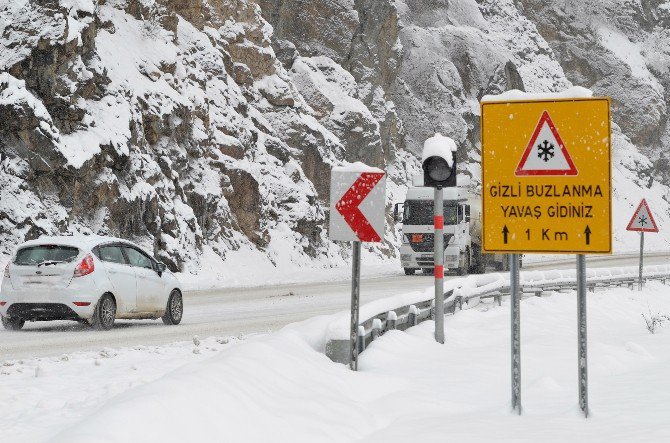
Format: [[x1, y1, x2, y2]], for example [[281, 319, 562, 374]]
[[1, 254, 668, 361]]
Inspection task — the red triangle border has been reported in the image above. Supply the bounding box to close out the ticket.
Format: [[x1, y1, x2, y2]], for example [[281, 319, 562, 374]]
[[515, 111, 579, 176], [626, 199, 659, 232]]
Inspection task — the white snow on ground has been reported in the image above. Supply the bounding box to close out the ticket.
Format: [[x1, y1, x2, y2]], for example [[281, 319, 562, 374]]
[[3, 281, 670, 442], [0, 336, 244, 443]]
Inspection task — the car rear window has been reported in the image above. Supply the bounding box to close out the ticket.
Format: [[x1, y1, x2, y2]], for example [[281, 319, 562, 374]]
[[14, 245, 80, 265]]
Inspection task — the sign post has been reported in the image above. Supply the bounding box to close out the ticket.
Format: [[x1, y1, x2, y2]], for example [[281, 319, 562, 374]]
[[350, 241, 361, 370], [577, 253, 588, 417], [626, 198, 659, 291], [481, 97, 611, 417], [434, 187, 445, 344], [421, 133, 458, 344], [510, 253, 521, 415], [330, 164, 386, 370]]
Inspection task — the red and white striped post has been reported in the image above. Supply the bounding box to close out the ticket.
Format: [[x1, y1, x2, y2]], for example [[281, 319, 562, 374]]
[[434, 186, 445, 344]]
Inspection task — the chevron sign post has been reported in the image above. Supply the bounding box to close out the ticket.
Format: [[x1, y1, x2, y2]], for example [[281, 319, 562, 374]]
[[330, 164, 386, 371]]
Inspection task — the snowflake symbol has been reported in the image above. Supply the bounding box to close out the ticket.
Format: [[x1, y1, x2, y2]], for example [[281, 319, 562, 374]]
[[638, 215, 648, 226], [537, 140, 555, 162]]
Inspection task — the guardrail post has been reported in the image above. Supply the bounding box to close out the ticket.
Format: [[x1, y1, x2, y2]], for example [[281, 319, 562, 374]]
[[357, 325, 366, 353], [386, 311, 397, 330], [371, 319, 382, 341], [409, 305, 419, 326]]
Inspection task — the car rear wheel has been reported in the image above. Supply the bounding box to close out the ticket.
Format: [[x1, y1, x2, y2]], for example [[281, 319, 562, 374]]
[[162, 290, 183, 325], [404, 268, 416, 275], [91, 294, 116, 330], [1, 315, 25, 331]]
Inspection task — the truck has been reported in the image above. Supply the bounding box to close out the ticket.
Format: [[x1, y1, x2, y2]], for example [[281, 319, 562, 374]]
[[393, 185, 510, 275]]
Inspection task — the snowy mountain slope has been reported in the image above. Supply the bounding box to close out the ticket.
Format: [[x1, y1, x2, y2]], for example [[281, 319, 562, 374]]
[[0, 0, 416, 279], [1, 0, 669, 282]]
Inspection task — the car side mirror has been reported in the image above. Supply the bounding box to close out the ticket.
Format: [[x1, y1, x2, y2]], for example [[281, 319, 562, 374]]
[[156, 262, 167, 276]]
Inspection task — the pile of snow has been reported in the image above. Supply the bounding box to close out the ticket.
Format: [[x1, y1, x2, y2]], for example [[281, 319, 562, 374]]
[[421, 133, 457, 166], [480, 86, 594, 103], [4, 282, 670, 442]]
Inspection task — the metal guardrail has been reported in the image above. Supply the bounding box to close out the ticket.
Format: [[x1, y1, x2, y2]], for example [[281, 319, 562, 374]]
[[325, 267, 670, 365]]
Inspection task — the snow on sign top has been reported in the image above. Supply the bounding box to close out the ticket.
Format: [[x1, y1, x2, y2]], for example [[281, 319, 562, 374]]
[[331, 161, 384, 173], [626, 199, 659, 232], [481, 86, 594, 103], [516, 111, 578, 176], [421, 133, 457, 166]]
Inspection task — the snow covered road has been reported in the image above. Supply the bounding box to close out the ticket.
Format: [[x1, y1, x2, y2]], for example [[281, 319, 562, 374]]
[[3, 278, 670, 442], [1, 254, 669, 361]]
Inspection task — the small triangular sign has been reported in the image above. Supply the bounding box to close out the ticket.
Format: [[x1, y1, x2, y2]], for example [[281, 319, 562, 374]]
[[626, 199, 659, 232], [516, 111, 578, 176]]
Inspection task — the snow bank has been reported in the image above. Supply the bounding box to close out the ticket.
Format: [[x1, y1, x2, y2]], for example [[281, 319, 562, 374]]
[[421, 133, 457, 166], [481, 86, 594, 103], [8, 282, 668, 442]]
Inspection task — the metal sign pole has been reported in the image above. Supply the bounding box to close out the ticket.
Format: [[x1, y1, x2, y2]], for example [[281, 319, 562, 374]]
[[434, 187, 445, 344], [639, 232, 645, 291], [510, 253, 521, 415], [350, 241, 361, 371], [577, 253, 588, 417]]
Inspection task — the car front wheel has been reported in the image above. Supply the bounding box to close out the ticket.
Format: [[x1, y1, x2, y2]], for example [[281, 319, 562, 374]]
[[1, 315, 25, 331], [92, 294, 116, 330], [162, 290, 183, 325]]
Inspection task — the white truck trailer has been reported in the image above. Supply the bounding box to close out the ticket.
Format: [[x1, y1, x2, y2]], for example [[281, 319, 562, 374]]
[[394, 186, 509, 275]]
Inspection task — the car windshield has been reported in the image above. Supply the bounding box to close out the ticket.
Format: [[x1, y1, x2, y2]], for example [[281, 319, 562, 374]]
[[14, 245, 80, 265], [403, 200, 458, 225]]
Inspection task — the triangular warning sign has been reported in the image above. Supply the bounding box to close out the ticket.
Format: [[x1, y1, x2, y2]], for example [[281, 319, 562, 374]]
[[516, 111, 578, 176], [626, 199, 659, 232]]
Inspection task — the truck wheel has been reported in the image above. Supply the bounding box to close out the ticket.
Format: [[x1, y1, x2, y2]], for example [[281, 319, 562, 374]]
[[1, 315, 25, 331], [457, 250, 470, 276], [470, 244, 485, 274], [404, 268, 416, 276], [422, 268, 433, 275]]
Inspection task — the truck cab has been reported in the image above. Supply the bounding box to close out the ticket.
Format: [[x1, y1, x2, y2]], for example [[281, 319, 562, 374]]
[[395, 187, 471, 275]]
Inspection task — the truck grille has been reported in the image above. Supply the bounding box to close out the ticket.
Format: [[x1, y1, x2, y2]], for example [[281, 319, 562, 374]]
[[406, 234, 454, 252]]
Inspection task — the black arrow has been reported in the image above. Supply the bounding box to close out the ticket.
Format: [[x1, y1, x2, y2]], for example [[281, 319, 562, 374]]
[[584, 225, 591, 245], [502, 225, 509, 244]]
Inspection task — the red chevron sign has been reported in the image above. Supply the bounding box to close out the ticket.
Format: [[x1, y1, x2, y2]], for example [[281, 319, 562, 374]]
[[330, 168, 386, 243]]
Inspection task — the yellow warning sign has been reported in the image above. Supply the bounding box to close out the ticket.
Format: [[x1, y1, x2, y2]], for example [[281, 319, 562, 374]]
[[481, 97, 611, 254]]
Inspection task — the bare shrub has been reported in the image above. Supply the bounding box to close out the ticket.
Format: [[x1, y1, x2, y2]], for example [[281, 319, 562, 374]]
[[642, 310, 670, 334]]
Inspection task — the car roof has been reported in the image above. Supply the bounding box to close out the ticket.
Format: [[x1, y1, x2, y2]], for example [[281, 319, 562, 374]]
[[19, 235, 141, 251]]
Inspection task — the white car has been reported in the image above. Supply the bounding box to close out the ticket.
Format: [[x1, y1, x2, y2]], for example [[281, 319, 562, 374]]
[[0, 236, 183, 331]]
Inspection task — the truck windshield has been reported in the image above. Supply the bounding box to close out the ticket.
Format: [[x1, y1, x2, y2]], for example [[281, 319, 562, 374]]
[[403, 201, 458, 225]]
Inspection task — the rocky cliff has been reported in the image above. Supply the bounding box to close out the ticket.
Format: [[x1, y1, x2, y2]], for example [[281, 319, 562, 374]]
[[1, 0, 669, 280]]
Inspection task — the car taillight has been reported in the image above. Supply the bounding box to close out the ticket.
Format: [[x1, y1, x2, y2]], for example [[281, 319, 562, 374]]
[[73, 254, 95, 278], [3, 264, 9, 278]]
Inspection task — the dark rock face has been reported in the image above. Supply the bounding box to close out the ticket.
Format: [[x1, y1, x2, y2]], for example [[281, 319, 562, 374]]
[[517, 0, 669, 152], [2, 0, 670, 272]]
